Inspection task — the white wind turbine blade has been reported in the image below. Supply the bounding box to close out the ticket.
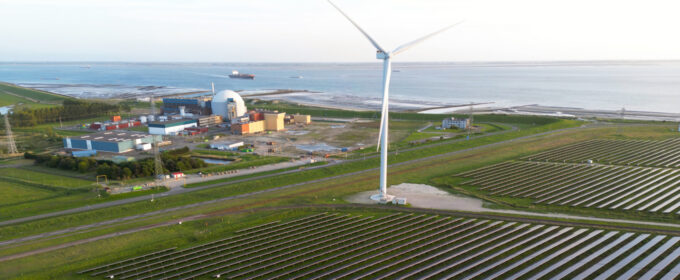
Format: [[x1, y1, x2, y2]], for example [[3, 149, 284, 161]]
[[391, 21, 464, 56], [327, 0, 386, 53]]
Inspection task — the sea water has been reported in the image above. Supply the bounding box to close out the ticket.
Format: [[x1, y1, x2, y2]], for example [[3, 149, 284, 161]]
[[1, 61, 679, 113]]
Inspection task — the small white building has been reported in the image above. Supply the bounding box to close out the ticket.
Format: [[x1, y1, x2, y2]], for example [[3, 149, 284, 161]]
[[442, 117, 470, 130], [210, 141, 244, 151]]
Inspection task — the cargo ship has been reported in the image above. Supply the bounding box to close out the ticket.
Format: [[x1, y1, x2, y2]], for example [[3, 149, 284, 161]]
[[229, 70, 255, 80]]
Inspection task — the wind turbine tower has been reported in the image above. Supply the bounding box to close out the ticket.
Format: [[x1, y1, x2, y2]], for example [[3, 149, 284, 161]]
[[328, 0, 462, 202], [4, 113, 18, 155]]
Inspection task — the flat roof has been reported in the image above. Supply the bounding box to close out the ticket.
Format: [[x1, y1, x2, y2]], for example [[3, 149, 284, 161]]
[[71, 131, 154, 143], [148, 119, 197, 128], [211, 141, 244, 145]]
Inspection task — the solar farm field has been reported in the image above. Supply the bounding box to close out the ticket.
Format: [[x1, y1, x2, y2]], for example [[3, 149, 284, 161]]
[[80, 213, 680, 279], [457, 161, 680, 213], [523, 138, 680, 167], [457, 138, 680, 214]]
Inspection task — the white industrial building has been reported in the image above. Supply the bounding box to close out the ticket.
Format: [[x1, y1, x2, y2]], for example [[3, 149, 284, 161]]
[[210, 141, 244, 151], [442, 117, 470, 129], [148, 119, 198, 135], [212, 90, 247, 123]]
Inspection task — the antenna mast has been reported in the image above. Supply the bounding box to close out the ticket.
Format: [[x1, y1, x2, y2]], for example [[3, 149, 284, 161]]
[[4, 114, 18, 155]]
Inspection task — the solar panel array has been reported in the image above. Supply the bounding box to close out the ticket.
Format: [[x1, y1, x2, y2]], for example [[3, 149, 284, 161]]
[[80, 213, 680, 279], [458, 161, 680, 213], [523, 138, 680, 167]]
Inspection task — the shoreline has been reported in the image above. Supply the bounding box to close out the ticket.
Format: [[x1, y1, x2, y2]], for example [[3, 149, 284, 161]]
[[7, 82, 680, 121]]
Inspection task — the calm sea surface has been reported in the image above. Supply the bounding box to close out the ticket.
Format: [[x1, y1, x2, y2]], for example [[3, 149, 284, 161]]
[[1, 61, 679, 113]]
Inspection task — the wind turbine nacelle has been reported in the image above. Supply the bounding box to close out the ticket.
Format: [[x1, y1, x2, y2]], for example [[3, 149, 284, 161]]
[[376, 50, 388, 59]]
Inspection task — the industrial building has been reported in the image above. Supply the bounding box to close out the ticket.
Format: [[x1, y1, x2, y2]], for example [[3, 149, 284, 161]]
[[212, 90, 247, 122], [63, 131, 162, 153], [442, 117, 470, 129], [210, 141, 244, 151], [264, 112, 286, 131], [148, 119, 198, 135], [232, 120, 264, 135], [161, 97, 212, 115], [197, 115, 223, 127], [248, 111, 264, 121], [293, 114, 312, 125]]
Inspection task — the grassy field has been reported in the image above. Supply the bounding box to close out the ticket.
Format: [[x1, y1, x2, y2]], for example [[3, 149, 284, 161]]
[[0, 82, 72, 111], [3, 122, 678, 279], [0, 117, 581, 238], [1, 167, 92, 188], [0, 83, 72, 103], [0, 166, 171, 221], [9, 97, 677, 279]]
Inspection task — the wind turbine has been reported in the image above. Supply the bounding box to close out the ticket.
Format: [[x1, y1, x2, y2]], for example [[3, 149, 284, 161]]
[[328, 0, 462, 202]]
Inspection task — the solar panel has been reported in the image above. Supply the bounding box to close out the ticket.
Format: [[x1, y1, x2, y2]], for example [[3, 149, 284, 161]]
[[642, 244, 680, 279], [619, 236, 679, 279], [593, 235, 665, 280], [460, 226, 570, 280], [484, 228, 588, 279], [572, 234, 649, 279], [509, 230, 603, 279], [530, 231, 618, 280]]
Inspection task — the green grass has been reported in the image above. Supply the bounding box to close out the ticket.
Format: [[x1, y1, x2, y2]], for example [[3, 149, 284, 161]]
[[185, 161, 328, 188], [192, 149, 239, 158], [0, 180, 55, 205], [0, 167, 93, 189], [188, 156, 290, 174], [0, 118, 581, 239], [8, 123, 678, 279], [0, 83, 72, 103]]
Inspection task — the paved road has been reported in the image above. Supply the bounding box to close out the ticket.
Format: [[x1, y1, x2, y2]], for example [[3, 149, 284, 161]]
[[417, 122, 433, 132], [0, 122, 520, 227]]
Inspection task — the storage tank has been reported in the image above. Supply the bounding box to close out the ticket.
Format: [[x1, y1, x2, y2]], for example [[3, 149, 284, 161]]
[[212, 90, 247, 121]]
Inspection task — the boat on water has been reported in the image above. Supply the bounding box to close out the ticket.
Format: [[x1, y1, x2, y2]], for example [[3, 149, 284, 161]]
[[229, 70, 255, 80], [289, 75, 303, 79]]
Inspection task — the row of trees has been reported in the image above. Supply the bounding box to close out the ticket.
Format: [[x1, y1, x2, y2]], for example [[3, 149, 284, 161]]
[[10, 99, 126, 127], [25, 147, 207, 180]]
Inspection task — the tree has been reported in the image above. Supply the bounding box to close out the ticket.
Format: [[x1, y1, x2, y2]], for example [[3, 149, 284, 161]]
[[77, 160, 89, 173], [122, 167, 133, 180]]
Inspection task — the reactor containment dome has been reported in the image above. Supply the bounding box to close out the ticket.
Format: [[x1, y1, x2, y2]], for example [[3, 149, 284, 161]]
[[212, 90, 247, 121]]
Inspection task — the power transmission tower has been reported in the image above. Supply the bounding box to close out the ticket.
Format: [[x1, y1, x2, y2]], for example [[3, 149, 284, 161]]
[[4, 114, 18, 154], [467, 102, 473, 140], [618, 107, 625, 134], [153, 137, 164, 180], [150, 93, 156, 115]]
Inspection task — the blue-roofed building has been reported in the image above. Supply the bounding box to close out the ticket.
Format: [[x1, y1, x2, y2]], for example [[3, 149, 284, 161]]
[[161, 97, 212, 115], [64, 131, 162, 153]]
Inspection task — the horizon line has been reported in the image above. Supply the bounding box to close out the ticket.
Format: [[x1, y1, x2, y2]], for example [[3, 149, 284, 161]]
[[2, 59, 680, 64]]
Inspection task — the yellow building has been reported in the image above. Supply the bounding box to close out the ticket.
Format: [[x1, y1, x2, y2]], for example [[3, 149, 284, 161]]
[[249, 120, 265, 133], [264, 112, 285, 131], [293, 114, 311, 125]]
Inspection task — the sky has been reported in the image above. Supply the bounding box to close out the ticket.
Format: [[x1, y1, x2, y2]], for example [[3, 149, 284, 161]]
[[1, 0, 680, 62]]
